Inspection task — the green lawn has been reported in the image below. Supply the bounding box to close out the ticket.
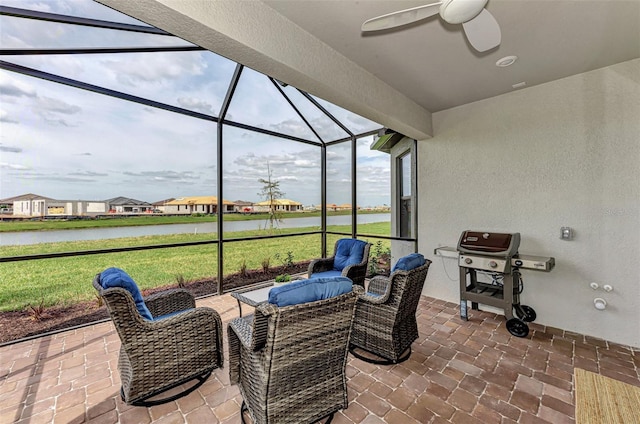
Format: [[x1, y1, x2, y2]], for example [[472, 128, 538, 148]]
[[0, 222, 390, 312]]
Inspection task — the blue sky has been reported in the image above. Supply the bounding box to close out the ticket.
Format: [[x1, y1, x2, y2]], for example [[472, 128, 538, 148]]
[[0, 0, 391, 207]]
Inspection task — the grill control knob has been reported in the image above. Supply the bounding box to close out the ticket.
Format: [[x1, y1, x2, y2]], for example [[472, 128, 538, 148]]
[[464, 258, 473, 265], [489, 260, 498, 268]]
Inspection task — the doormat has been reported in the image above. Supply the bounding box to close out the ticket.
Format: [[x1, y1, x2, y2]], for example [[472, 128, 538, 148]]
[[574, 367, 640, 424]]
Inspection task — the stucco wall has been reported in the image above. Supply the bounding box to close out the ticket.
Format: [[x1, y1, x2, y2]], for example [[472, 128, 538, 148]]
[[419, 59, 640, 348]]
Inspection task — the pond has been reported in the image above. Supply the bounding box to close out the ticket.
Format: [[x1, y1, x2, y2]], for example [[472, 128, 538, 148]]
[[0, 213, 390, 246]]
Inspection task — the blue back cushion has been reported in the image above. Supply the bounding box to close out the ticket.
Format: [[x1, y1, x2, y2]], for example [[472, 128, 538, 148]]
[[100, 267, 153, 320], [333, 239, 367, 271], [309, 270, 342, 279], [392, 253, 426, 273], [268, 276, 352, 307]]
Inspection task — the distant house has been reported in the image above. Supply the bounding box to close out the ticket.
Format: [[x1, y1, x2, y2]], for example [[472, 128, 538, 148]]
[[5, 193, 53, 216], [324, 203, 359, 211], [164, 196, 235, 214], [9, 193, 109, 216], [152, 198, 175, 213], [104, 197, 153, 214], [233, 200, 254, 213], [254, 199, 303, 212]]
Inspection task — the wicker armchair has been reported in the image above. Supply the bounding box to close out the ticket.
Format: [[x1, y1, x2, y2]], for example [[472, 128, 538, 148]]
[[93, 270, 223, 406], [228, 286, 363, 424], [350, 259, 432, 364], [308, 238, 371, 287]]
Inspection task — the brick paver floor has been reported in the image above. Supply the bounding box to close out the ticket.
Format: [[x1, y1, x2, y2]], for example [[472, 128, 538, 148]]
[[1, 293, 639, 423]]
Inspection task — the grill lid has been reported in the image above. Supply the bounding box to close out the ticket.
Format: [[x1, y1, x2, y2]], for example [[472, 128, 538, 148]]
[[457, 231, 520, 257]]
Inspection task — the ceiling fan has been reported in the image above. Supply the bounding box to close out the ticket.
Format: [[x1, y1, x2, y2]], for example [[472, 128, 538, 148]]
[[361, 0, 501, 52]]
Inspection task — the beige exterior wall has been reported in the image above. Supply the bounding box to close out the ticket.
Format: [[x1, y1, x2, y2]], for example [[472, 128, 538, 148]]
[[418, 59, 640, 348]]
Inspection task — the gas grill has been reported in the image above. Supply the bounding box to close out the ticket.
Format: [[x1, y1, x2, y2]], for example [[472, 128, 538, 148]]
[[457, 230, 555, 337]]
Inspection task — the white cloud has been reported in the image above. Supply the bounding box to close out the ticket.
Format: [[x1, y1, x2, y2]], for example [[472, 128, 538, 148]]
[[0, 111, 19, 124], [0, 162, 30, 170], [0, 144, 22, 153], [0, 75, 37, 98], [177, 97, 215, 115], [36, 96, 81, 115], [102, 53, 207, 87]]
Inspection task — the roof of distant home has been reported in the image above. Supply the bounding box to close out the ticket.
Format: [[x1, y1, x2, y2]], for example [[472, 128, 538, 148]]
[[0, 193, 54, 202], [104, 196, 152, 206], [254, 199, 302, 206], [153, 198, 175, 206], [166, 196, 234, 205]]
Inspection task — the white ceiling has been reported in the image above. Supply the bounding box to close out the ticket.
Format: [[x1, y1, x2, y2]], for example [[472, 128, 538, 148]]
[[264, 0, 640, 112]]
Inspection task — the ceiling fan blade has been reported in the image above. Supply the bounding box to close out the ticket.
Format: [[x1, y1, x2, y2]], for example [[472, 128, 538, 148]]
[[362, 2, 442, 32], [462, 8, 501, 52]]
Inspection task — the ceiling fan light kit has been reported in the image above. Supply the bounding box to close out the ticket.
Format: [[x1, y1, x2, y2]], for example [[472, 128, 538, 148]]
[[362, 0, 501, 53], [440, 0, 488, 24]]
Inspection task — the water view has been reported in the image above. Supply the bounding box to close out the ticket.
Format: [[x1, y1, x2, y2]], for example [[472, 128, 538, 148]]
[[0, 213, 390, 246]]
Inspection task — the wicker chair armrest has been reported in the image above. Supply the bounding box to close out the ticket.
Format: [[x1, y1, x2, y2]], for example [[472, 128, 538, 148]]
[[342, 263, 360, 275], [367, 275, 391, 296], [308, 257, 335, 274], [358, 291, 390, 305], [252, 303, 278, 350], [144, 288, 195, 317], [227, 316, 252, 384], [228, 315, 254, 349], [352, 285, 365, 296]]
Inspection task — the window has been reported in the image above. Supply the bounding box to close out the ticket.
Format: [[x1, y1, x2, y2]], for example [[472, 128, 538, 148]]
[[398, 151, 412, 238]]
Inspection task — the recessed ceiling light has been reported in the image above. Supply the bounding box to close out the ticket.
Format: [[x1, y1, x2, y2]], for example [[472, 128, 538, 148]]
[[496, 56, 518, 67]]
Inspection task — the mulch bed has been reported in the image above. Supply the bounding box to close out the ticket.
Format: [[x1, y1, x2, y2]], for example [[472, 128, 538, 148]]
[[0, 262, 310, 345]]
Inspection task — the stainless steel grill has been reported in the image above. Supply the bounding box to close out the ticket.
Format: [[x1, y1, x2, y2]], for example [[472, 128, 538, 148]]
[[457, 231, 555, 338]]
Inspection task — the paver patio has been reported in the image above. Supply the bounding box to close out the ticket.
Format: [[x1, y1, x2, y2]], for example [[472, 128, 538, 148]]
[[1, 293, 639, 423]]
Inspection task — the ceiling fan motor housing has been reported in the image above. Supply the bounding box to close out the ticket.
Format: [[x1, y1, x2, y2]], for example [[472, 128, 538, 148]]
[[440, 0, 488, 24]]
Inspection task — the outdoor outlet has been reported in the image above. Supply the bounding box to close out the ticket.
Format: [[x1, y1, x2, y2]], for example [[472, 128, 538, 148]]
[[561, 227, 573, 240]]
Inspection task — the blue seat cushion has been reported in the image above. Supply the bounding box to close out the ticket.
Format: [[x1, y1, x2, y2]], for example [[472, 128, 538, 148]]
[[268, 276, 353, 307], [154, 309, 193, 321], [100, 267, 153, 320], [334, 239, 367, 271], [309, 270, 343, 279], [392, 253, 426, 273]]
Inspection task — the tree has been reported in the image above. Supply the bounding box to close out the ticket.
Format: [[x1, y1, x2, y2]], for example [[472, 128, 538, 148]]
[[258, 162, 285, 232]]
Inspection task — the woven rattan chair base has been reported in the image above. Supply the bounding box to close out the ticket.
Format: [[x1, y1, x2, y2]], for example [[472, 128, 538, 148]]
[[124, 370, 212, 407], [240, 402, 335, 424], [349, 345, 412, 365]]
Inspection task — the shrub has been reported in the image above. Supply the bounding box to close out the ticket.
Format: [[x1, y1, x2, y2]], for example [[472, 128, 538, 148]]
[[368, 241, 391, 276], [27, 299, 48, 321], [261, 257, 271, 273], [175, 274, 186, 288], [275, 251, 295, 269], [239, 259, 248, 277], [275, 274, 291, 283]]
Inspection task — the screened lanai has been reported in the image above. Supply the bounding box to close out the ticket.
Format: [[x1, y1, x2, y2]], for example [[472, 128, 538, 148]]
[[0, 1, 416, 342]]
